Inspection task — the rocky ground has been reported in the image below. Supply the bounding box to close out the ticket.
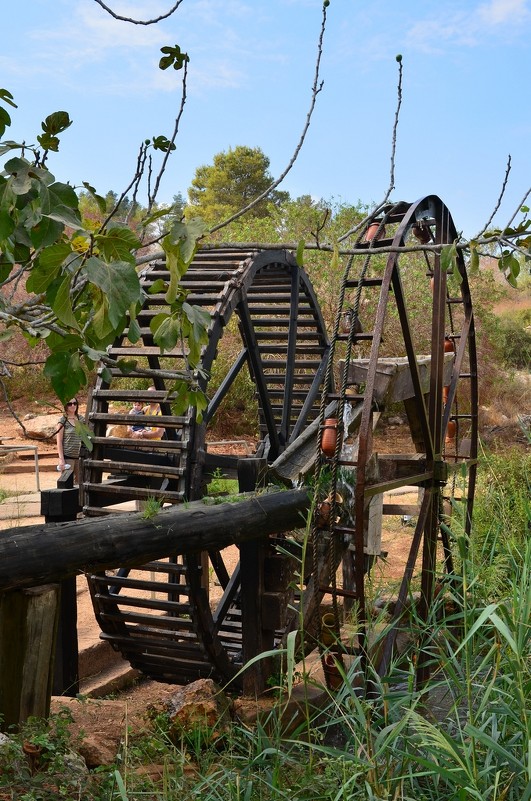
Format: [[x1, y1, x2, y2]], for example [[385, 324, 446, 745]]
[[0, 390, 528, 769]]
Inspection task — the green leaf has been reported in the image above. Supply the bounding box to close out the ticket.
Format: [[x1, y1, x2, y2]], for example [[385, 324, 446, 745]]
[[151, 312, 181, 352], [43, 351, 85, 402], [117, 359, 138, 374], [149, 278, 167, 294], [41, 111, 72, 136], [0, 107, 11, 138], [152, 135, 176, 153], [295, 239, 305, 267], [159, 44, 189, 71], [37, 133, 60, 152], [441, 242, 457, 273], [82, 182, 107, 214], [469, 241, 479, 275], [30, 216, 63, 249], [52, 274, 80, 330], [127, 316, 141, 344], [0, 209, 15, 241], [94, 226, 141, 264], [42, 182, 82, 228], [82, 257, 141, 328], [5, 157, 33, 195], [0, 88, 17, 109]]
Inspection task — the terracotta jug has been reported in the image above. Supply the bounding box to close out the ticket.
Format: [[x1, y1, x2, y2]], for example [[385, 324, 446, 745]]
[[321, 418, 339, 457]]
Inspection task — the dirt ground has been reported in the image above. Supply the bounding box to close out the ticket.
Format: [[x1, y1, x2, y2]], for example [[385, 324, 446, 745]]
[[0, 394, 524, 750]]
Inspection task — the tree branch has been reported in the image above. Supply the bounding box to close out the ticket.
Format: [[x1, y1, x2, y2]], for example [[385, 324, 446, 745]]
[[208, 1, 329, 235], [92, 0, 185, 26]]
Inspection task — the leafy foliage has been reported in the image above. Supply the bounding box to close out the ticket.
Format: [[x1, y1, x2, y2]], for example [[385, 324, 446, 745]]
[[187, 145, 290, 226], [0, 87, 210, 420]]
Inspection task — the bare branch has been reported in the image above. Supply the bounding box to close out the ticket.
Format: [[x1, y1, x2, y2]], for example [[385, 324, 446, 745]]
[[0, 375, 28, 437], [338, 56, 403, 244], [208, 2, 329, 235], [476, 155, 512, 239], [149, 60, 189, 209], [93, 0, 185, 26]]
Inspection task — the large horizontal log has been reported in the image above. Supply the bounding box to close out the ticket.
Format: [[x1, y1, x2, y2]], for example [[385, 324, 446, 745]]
[[0, 489, 311, 592]]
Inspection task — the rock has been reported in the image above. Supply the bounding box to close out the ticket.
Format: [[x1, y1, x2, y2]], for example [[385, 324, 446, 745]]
[[166, 679, 232, 743], [387, 415, 404, 426], [23, 413, 61, 440]]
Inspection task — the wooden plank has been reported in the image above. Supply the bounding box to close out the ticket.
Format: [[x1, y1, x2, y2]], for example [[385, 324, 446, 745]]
[[0, 489, 311, 591]]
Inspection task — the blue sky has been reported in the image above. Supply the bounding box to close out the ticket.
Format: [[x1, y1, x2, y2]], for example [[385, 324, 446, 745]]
[[2, 0, 531, 238]]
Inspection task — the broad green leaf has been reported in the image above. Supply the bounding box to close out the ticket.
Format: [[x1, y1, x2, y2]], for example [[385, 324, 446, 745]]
[[151, 313, 181, 352], [117, 359, 138, 374], [0, 107, 11, 137], [92, 295, 114, 340], [5, 157, 33, 195], [37, 133, 60, 152], [0, 88, 17, 109], [44, 351, 85, 402], [26, 258, 63, 294], [82, 256, 141, 328], [0, 209, 15, 240], [52, 274, 80, 330], [30, 215, 63, 249], [82, 182, 107, 214], [469, 241, 479, 275], [41, 111, 72, 136], [127, 316, 141, 343], [296, 238, 305, 267], [149, 278, 167, 294], [441, 242, 457, 273], [39, 242, 74, 270], [94, 226, 141, 264], [41, 182, 81, 228], [45, 333, 84, 353], [168, 217, 206, 264]]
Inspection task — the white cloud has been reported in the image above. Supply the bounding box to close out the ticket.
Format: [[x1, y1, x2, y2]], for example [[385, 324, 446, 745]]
[[478, 0, 529, 25]]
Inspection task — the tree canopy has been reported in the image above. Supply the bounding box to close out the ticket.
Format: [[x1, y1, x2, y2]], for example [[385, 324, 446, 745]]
[[187, 146, 289, 226]]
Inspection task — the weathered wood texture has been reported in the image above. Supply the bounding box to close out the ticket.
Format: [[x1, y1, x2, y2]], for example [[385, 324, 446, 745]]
[[0, 489, 311, 592], [0, 585, 59, 730]]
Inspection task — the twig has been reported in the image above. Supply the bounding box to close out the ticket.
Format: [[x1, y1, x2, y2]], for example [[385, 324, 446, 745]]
[[338, 55, 403, 244], [149, 60, 189, 210], [476, 155, 512, 239], [208, 1, 329, 235], [92, 0, 185, 25], [0, 376, 28, 437]]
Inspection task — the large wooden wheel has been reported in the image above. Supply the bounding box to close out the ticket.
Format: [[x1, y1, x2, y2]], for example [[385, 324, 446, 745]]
[[84, 195, 478, 689], [307, 195, 478, 683], [85, 248, 331, 685]]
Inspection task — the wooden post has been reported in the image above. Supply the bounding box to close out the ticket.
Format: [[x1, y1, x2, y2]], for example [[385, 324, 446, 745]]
[[238, 458, 273, 694], [41, 488, 81, 697], [0, 585, 60, 730]]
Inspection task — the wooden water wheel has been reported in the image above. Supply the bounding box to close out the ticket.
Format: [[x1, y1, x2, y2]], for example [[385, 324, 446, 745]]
[[84, 248, 331, 686], [84, 195, 478, 689], [297, 194, 478, 684]]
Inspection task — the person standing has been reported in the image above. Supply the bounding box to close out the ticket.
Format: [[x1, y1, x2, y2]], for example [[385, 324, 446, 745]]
[[56, 398, 84, 481]]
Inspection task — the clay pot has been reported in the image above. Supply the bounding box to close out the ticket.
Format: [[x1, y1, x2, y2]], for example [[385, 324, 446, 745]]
[[321, 612, 339, 646], [365, 222, 385, 242], [444, 336, 455, 353], [316, 491, 343, 528], [445, 419, 457, 443], [323, 653, 343, 690], [442, 385, 450, 405], [321, 418, 339, 457], [412, 223, 431, 244]]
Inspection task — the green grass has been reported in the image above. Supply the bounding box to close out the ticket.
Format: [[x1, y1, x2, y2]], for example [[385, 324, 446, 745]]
[[2, 448, 529, 800]]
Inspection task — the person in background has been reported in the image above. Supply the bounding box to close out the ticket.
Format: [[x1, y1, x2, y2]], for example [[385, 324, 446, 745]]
[[131, 386, 165, 440], [127, 400, 146, 437], [56, 398, 84, 481]]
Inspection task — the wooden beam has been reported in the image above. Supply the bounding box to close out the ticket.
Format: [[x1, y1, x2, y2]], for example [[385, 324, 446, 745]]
[[0, 489, 311, 592]]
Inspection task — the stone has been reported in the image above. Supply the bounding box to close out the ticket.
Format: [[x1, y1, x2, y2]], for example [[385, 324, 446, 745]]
[[166, 679, 232, 742], [23, 414, 62, 440]]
